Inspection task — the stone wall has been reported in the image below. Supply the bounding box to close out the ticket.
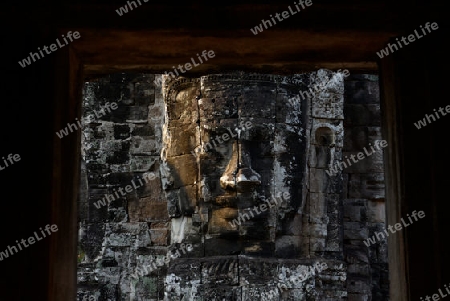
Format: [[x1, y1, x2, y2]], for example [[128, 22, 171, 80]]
[[342, 74, 389, 301], [78, 73, 168, 300], [77, 71, 387, 301]]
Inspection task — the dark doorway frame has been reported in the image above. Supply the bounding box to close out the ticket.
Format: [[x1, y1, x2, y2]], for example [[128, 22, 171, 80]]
[[52, 43, 410, 301], [29, 4, 446, 300]]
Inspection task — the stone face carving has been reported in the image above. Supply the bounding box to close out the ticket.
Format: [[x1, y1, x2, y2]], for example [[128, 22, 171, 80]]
[[161, 73, 309, 256], [159, 71, 348, 300]]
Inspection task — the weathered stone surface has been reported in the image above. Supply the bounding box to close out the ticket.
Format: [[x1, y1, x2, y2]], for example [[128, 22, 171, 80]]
[[77, 71, 388, 301], [344, 75, 380, 105], [348, 173, 385, 200], [164, 155, 198, 189], [129, 155, 156, 172], [344, 104, 382, 127], [347, 293, 371, 301], [129, 197, 168, 223], [310, 70, 345, 120], [347, 278, 372, 294], [344, 199, 367, 223], [79, 223, 105, 262], [309, 193, 327, 223], [367, 200, 386, 223], [344, 222, 369, 240], [343, 126, 384, 152], [342, 72, 388, 300], [275, 235, 302, 258], [129, 136, 157, 155]]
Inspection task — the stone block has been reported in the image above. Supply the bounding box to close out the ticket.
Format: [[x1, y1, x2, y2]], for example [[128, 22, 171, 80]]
[[347, 263, 371, 277], [344, 222, 369, 240], [133, 81, 154, 105], [238, 86, 277, 119], [343, 199, 368, 223], [343, 126, 369, 152], [285, 213, 302, 236], [106, 172, 133, 186], [133, 276, 161, 300], [97, 283, 119, 300], [344, 245, 369, 264], [310, 223, 328, 238], [344, 79, 380, 105], [130, 198, 168, 223], [149, 228, 169, 246], [309, 193, 327, 223], [131, 124, 155, 136], [148, 103, 164, 122], [276, 86, 304, 125], [88, 196, 109, 223], [113, 124, 130, 139], [367, 200, 385, 223], [342, 148, 384, 174], [134, 171, 163, 199], [166, 126, 198, 157], [178, 184, 197, 215], [87, 172, 107, 188], [209, 207, 239, 234], [239, 220, 271, 241], [348, 173, 385, 200], [203, 237, 244, 256], [347, 278, 371, 294], [310, 237, 326, 253], [130, 136, 157, 155], [165, 155, 198, 188], [344, 104, 381, 126], [127, 106, 148, 122], [275, 236, 302, 258], [242, 285, 286, 301], [130, 155, 156, 172], [164, 185, 197, 217], [310, 70, 345, 120], [103, 140, 130, 164], [347, 293, 371, 301], [310, 168, 327, 193]]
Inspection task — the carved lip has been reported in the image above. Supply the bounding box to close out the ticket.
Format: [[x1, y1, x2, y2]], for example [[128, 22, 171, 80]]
[[213, 195, 238, 207]]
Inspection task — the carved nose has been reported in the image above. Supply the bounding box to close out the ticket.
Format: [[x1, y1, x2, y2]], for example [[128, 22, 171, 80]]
[[220, 140, 261, 192]]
